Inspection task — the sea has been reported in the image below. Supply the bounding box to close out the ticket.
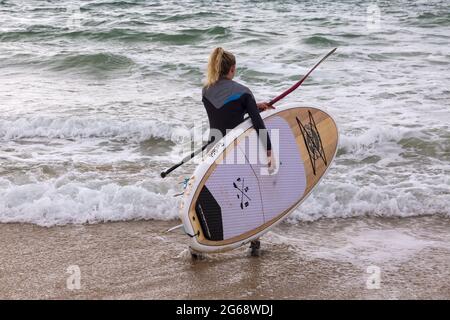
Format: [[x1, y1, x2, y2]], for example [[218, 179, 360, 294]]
[[0, 0, 449, 226]]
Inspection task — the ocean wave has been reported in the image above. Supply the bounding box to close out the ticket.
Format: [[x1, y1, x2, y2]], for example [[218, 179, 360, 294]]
[[161, 11, 218, 22], [66, 26, 230, 42], [335, 32, 363, 39], [48, 52, 135, 73], [339, 126, 409, 155], [0, 28, 151, 43], [0, 177, 179, 226], [154, 26, 231, 43], [66, 28, 152, 42], [288, 177, 450, 222], [414, 12, 450, 27], [68, 26, 231, 43], [0, 29, 56, 42], [338, 126, 449, 161], [1, 27, 230, 44], [303, 35, 341, 47], [0, 117, 190, 143], [0, 170, 448, 227], [82, 1, 151, 10]]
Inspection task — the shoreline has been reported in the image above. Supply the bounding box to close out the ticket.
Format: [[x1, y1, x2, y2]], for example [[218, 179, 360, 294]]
[[0, 216, 449, 299]]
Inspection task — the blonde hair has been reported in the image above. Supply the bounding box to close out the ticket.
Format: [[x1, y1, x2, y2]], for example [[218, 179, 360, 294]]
[[205, 47, 236, 87]]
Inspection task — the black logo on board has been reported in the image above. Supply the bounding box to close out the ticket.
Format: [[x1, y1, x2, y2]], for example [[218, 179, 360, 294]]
[[296, 111, 327, 175], [233, 177, 251, 210]]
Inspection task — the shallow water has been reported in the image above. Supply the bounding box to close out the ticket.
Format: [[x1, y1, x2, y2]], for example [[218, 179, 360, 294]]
[[0, 0, 449, 226], [0, 217, 449, 299]]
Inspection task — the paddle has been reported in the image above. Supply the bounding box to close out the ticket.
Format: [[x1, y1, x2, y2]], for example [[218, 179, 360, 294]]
[[268, 47, 337, 105], [160, 47, 337, 178]]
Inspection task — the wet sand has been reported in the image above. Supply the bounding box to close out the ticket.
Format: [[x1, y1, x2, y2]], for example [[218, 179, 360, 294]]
[[0, 216, 449, 299]]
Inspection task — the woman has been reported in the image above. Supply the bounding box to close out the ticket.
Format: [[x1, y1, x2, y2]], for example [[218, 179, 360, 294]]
[[201, 47, 274, 256], [202, 47, 274, 165]]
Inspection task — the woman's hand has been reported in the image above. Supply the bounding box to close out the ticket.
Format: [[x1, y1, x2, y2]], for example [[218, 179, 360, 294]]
[[257, 102, 275, 111], [267, 150, 277, 174]]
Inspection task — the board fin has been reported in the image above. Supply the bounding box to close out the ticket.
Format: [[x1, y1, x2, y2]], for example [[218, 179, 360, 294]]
[[164, 224, 184, 233]]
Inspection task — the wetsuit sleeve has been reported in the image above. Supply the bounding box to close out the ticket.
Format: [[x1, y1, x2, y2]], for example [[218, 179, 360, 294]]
[[243, 93, 272, 151]]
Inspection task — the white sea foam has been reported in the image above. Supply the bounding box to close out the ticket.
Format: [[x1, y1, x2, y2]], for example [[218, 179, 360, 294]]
[[0, 117, 191, 143], [0, 115, 448, 226], [288, 179, 450, 222], [0, 177, 180, 226], [339, 126, 410, 155]]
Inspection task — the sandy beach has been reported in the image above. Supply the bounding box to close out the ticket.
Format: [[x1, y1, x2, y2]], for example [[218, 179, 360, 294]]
[[1, 216, 449, 299]]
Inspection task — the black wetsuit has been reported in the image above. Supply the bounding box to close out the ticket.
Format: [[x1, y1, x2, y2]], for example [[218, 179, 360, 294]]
[[202, 78, 271, 151]]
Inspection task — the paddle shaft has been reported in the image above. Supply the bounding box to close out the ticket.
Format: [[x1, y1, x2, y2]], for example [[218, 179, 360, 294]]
[[160, 138, 213, 178]]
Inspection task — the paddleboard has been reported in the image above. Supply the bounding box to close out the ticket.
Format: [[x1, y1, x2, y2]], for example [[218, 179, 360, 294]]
[[180, 106, 338, 253]]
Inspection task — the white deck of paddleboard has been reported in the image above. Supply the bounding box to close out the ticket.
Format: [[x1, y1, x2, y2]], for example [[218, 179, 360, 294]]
[[203, 116, 306, 240]]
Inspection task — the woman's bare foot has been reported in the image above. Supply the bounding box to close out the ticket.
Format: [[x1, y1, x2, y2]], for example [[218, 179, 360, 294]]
[[250, 240, 261, 257]]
